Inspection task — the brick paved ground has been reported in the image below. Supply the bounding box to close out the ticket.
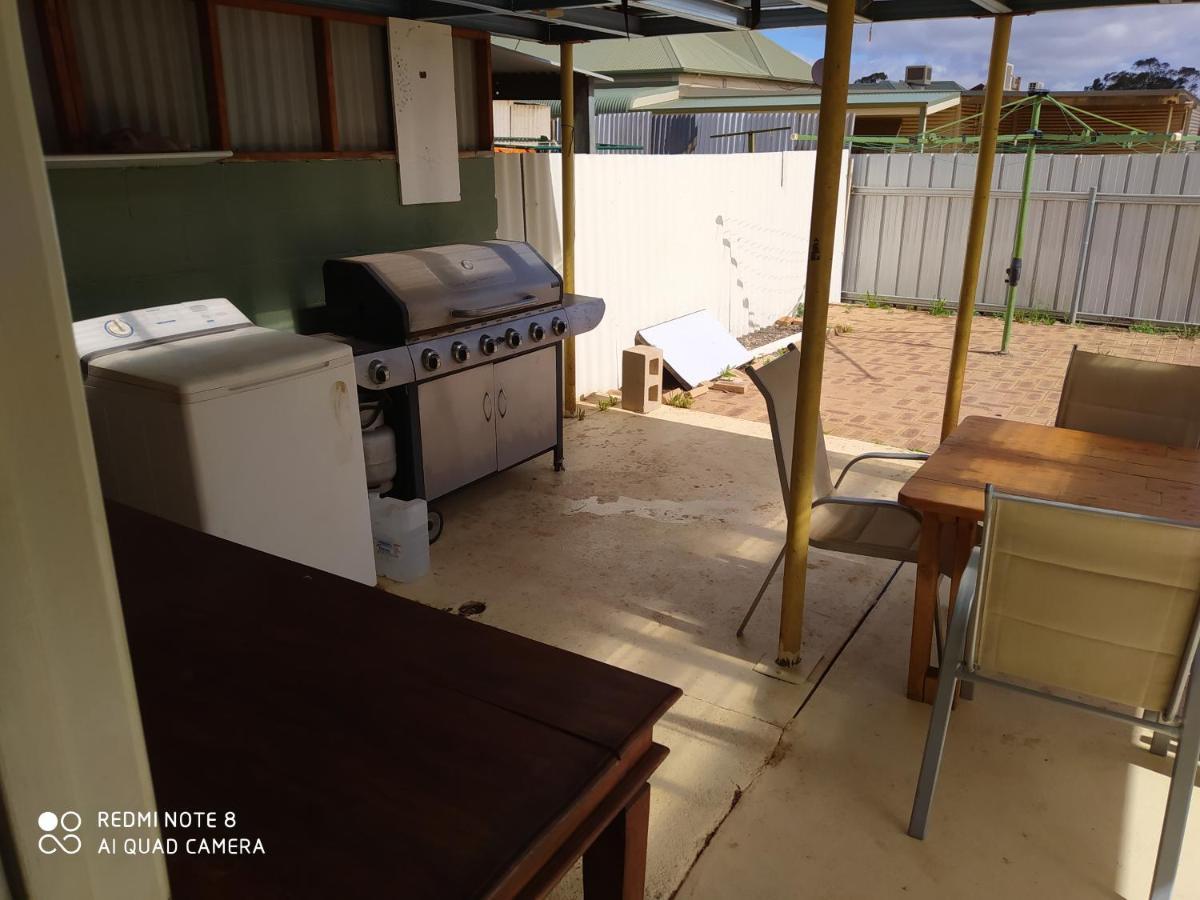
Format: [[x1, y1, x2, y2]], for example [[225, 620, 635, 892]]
[[692, 305, 1200, 452]]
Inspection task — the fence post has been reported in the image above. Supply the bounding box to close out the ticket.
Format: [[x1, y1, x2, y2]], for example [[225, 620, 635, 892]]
[[1068, 186, 1099, 325]]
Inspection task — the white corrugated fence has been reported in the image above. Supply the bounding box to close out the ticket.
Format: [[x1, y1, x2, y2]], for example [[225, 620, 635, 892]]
[[842, 151, 1200, 324], [496, 151, 849, 397]]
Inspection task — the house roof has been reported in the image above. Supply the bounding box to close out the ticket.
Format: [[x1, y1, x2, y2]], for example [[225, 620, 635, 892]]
[[492, 33, 812, 85], [850, 80, 966, 93]]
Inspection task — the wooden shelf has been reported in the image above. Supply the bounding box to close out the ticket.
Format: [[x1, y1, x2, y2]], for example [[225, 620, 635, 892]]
[[45, 151, 233, 169]]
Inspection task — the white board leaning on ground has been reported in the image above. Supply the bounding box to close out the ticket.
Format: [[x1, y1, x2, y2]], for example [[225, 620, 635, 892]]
[[637, 311, 752, 390], [387, 19, 460, 206]]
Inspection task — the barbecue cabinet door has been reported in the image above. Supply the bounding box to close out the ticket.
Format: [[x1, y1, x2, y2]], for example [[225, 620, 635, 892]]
[[417, 365, 498, 499], [495, 350, 557, 471]]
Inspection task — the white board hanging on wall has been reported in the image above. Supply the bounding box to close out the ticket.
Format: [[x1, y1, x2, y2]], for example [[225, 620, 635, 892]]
[[387, 19, 461, 206]]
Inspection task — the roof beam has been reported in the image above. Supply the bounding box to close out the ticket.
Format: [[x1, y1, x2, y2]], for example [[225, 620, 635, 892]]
[[409, 0, 643, 34], [859, 0, 1001, 20], [773, 0, 873, 22], [967, 0, 1011, 12], [510, 0, 612, 8], [629, 0, 750, 29]]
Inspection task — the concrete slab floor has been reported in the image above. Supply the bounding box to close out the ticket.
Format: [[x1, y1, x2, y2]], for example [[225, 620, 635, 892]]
[[675, 565, 1200, 900], [382, 405, 926, 899]]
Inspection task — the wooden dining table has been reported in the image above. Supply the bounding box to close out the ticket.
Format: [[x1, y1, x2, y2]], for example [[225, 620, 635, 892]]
[[898, 415, 1200, 704], [106, 501, 681, 899]]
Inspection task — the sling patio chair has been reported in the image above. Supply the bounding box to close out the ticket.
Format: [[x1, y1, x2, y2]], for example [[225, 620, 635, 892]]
[[908, 487, 1200, 900], [737, 344, 947, 638], [1057, 346, 1200, 449]]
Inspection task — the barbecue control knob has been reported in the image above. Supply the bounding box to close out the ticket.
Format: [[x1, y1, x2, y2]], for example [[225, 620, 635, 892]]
[[505, 328, 522, 349], [421, 349, 441, 371], [551, 317, 567, 337], [479, 335, 497, 355], [367, 359, 390, 385], [529, 323, 545, 342], [450, 341, 470, 364]]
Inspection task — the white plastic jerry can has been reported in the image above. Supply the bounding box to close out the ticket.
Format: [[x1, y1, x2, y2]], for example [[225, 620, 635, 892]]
[[368, 495, 431, 583]]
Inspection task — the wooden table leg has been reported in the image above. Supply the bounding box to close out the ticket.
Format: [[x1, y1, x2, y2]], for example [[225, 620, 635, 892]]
[[908, 514, 942, 702], [583, 782, 650, 900]]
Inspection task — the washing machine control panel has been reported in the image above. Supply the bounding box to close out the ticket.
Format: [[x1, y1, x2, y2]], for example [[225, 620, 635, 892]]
[[73, 299, 252, 371]]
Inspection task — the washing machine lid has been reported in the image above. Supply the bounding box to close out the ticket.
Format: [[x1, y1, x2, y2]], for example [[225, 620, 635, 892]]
[[88, 327, 351, 400]]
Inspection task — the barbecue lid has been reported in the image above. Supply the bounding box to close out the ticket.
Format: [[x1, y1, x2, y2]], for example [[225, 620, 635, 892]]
[[323, 241, 562, 344]]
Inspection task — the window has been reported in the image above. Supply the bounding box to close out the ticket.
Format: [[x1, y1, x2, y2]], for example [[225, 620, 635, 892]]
[[19, 0, 493, 158]]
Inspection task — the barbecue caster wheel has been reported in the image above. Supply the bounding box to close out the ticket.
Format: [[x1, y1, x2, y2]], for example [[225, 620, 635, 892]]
[[427, 509, 443, 544]]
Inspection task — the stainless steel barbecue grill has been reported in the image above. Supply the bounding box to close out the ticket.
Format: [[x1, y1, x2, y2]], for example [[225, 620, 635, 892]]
[[322, 240, 604, 505]]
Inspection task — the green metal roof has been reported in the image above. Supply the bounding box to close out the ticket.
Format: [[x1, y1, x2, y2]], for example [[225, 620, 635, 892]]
[[541, 87, 672, 117], [492, 32, 812, 85], [637, 90, 961, 114]]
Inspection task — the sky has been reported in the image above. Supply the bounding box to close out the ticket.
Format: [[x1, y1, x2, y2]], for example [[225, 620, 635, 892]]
[[768, 6, 1200, 91]]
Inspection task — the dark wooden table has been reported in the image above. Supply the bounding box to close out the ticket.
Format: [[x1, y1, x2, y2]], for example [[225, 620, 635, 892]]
[[107, 502, 680, 899], [899, 416, 1200, 703]]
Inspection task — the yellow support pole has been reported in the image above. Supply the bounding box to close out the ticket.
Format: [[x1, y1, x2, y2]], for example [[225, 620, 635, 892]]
[[560, 42, 577, 414], [776, 0, 854, 667], [939, 14, 1012, 442]]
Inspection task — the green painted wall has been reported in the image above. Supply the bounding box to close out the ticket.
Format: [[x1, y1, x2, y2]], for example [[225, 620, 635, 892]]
[[49, 157, 498, 329]]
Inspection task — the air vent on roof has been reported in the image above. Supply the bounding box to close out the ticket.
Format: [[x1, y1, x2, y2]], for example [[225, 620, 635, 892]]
[[905, 65, 932, 85], [1027, 81, 1046, 92]]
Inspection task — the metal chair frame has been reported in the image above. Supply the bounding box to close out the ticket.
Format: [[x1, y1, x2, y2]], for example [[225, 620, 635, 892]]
[[737, 346, 929, 637], [908, 487, 1200, 900]]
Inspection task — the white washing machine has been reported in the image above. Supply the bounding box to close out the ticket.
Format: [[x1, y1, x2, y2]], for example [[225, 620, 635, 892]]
[[74, 299, 376, 585]]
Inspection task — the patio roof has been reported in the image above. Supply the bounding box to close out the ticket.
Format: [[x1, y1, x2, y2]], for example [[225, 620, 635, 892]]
[[294, 0, 1200, 44]]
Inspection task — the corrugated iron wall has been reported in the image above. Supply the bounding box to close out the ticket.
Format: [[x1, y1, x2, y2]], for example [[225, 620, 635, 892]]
[[592, 111, 824, 153], [69, 0, 209, 149], [218, 5, 321, 151], [331, 20, 390, 151], [843, 151, 1200, 325], [451, 36, 478, 151]]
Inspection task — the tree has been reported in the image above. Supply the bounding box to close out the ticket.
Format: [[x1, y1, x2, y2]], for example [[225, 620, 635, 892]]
[[855, 72, 889, 84], [1087, 58, 1200, 93]]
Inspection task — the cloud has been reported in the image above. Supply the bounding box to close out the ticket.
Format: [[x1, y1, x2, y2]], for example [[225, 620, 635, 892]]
[[768, 7, 1200, 91]]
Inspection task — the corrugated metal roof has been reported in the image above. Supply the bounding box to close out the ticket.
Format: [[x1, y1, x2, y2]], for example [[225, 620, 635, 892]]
[[544, 87, 669, 117], [492, 33, 811, 85], [850, 80, 964, 93], [639, 91, 959, 113]]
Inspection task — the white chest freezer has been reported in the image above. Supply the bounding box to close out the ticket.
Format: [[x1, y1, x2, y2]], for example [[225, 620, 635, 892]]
[[74, 299, 376, 585]]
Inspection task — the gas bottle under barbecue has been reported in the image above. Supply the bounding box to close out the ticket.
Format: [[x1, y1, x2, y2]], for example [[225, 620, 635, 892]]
[[320, 240, 605, 506]]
